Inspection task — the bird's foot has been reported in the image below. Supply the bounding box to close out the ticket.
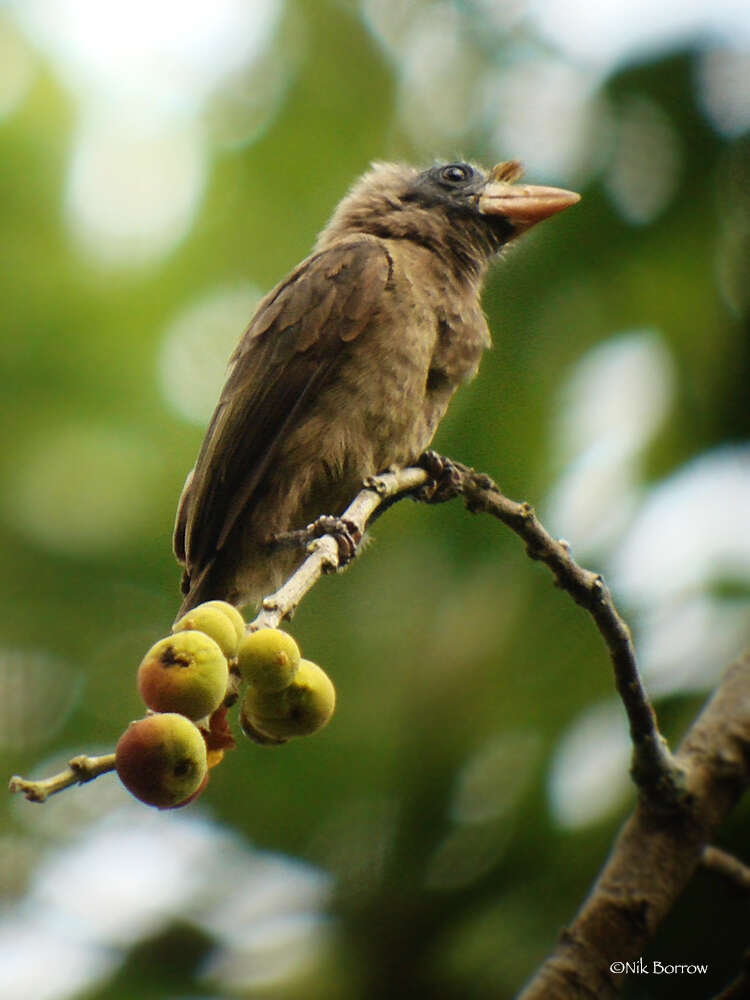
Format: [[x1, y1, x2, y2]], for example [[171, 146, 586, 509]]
[[310, 515, 362, 565], [414, 450, 462, 503], [270, 516, 362, 566]]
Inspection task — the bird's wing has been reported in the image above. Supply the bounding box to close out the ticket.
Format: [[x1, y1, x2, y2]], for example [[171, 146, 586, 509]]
[[174, 237, 392, 577]]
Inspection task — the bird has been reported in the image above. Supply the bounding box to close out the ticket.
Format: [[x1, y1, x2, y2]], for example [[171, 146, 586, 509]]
[[173, 159, 580, 616]]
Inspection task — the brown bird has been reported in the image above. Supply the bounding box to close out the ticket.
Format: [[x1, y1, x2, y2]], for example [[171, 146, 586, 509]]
[[174, 159, 580, 616]]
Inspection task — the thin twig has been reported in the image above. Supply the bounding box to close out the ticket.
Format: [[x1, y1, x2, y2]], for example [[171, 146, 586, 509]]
[[9, 753, 116, 803], [250, 465, 430, 629], [450, 461, 682, 803], [11, 459, 666, 815], [250, 458, 676, 800], [250, 460, 675, 795], [701, 845, 750, 892]]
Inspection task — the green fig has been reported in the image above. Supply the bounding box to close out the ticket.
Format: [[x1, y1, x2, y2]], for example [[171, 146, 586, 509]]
[[242, 658, 335, 739], [115, 713, 208, 808], [199, 601, 246, 647], [173, 603, 240, 660], [237, 628, 300, 692], [239, 700, 288, 746], [138, 631, 228, 720]]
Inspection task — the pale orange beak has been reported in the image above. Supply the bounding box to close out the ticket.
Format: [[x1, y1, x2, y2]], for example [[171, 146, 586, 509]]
[[478, 160, 581, 231]]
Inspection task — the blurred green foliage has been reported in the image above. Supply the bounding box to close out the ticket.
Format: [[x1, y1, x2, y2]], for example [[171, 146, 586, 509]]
[[1, 1, 748, 998]]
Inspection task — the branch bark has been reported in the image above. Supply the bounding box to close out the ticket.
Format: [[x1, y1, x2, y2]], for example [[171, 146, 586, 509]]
[[450, 462, 679, 802], [701, 845, 750, 892], [7, 460, 750, 996], [245, 461, 749, 997], [252, 460, 677, 797], [9, 753, 116, 803], [250, 465, 430, 629], [12, 460, 671, 812], [518, 651, 750, 999]]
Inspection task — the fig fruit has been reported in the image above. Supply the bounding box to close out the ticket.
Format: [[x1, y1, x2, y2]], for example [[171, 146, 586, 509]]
[[237, 628, 300, 692], [200, 600, 246, 647], [115, 713, 208, 808], [138, 631, 228, 720], [173, 603, 240, 660], [241, 658, 335, 739]]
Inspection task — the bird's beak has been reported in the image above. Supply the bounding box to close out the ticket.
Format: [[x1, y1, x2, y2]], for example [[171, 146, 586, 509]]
[[478, 160, 580, 232]]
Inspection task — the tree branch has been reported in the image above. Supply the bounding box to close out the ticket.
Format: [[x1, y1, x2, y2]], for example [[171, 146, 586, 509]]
[[9, 753, 116, 803], [518, 651, 750, 999], [6, 460, 675, 829], [449, 461, 681, 802], [241, 462, 750, 996], [701, 845, 750, 892], [8, 460, 748, 997], [251, 460, 676, 799], [712, 951, 750, 999], [250, 465, 430, 628]]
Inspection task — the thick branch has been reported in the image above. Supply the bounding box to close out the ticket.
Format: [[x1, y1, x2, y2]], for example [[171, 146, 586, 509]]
[[712, 953, 750, 999], [519, 652, 750, 1000]]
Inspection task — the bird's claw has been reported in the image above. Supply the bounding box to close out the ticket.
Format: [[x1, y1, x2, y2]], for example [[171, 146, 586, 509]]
[[414, 450, 462, 503], [310, 515, 362, 566], [270, 516, 362, 566]]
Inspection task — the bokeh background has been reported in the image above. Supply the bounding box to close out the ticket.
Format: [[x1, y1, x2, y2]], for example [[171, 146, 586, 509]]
[[1, 1, 749, 997]]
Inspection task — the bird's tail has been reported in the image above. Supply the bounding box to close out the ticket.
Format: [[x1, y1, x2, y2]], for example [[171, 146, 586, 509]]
[[175, 560, 236, 622]]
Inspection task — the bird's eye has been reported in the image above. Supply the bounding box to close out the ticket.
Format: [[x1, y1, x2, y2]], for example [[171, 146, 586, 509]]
[[440, 164, 472, 185]]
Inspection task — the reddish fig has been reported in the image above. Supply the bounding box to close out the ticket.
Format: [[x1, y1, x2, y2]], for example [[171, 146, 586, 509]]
[[138, 631, 228, 720], [115, 713, 208, 808]]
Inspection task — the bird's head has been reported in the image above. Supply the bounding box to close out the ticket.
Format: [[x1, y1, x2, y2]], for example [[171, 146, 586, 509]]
[[315, 159, 580, 279]]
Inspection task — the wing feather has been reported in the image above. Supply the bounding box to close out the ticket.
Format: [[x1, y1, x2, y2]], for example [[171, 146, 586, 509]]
[[174, 238, 392, 584]]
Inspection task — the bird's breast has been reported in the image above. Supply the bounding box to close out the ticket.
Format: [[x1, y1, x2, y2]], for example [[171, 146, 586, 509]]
[[273, 239, 490, 498], [337, 244, 488, 467]]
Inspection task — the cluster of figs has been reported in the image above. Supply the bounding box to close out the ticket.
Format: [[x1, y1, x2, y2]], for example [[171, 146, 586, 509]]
[[115, 600, 336, 808]]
